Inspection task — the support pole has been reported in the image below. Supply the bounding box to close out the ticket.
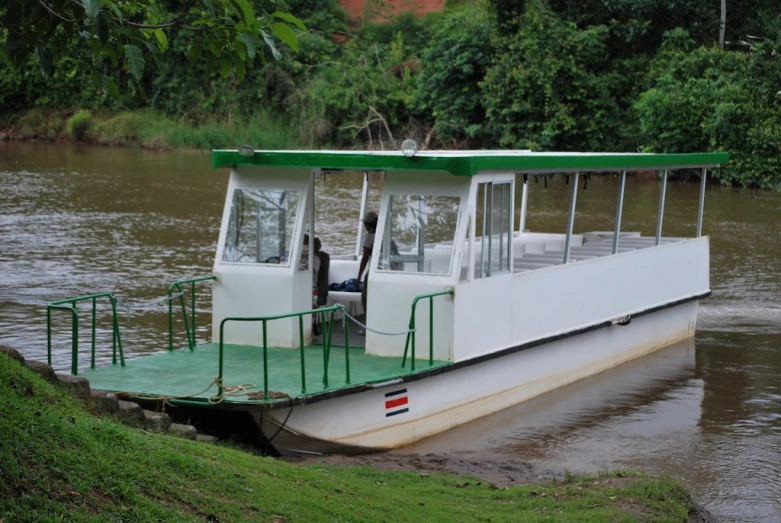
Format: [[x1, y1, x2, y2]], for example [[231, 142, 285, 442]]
[[613, 171, 627, 254], [356, 171, 369, 259], [309, 172, 315, 279], [519, 176, 529, 233], [487, 184, 494, 276], [480, 185, 487, 278], [697, 168, 707, 237], [563, 173, 579, 264], [655, 170, 668, 246]]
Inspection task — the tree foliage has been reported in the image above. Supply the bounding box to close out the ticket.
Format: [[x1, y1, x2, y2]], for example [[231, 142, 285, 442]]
[[635, 28, 781, 189], [416, 9, 495, 145], [3, 0, 781, 189], [482, 0, 626, 151], [0, 0, 306, 95]]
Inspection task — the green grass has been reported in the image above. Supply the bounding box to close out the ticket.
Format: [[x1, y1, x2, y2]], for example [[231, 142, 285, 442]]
[[0, 353, 695, 522], [2, 108, 302, 151]]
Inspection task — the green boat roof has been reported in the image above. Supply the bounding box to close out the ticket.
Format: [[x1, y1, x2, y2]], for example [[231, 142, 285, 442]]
[[212, 149, 729, 177]]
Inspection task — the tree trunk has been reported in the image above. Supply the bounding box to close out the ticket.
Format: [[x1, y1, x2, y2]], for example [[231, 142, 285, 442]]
[[719, 0, 727, 49]]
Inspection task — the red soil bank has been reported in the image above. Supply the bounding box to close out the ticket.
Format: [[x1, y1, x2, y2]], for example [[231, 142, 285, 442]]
[[341, 0, 445, 21]]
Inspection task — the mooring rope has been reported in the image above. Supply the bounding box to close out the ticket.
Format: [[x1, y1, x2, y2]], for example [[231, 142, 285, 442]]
[[126, 376, 258, 408]]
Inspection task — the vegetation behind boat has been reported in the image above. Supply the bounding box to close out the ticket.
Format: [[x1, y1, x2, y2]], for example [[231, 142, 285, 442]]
[[0, 351, 710, 522], [1, 0, 780, 190]]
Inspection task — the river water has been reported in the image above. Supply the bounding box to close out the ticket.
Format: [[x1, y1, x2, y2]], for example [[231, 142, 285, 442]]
[[1, 143, 779, 521]]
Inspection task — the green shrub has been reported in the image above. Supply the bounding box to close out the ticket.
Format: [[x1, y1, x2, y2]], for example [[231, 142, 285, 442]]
[[416, 8, 495, 145], [66, 109, 94, 141], [635, 28, 781, 189], [481, 0, 626, 151]]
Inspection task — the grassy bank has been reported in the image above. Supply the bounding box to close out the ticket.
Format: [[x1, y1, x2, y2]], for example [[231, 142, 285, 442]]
[[0, 108, 301, 151], [1, 353, 698, 522]]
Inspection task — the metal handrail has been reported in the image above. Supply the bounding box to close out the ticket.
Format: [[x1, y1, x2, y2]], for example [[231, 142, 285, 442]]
[[168, 275, 217, 351], [402, 289, 454, 370], [47, 292, 124, 375], [218, 305, 344, 400]]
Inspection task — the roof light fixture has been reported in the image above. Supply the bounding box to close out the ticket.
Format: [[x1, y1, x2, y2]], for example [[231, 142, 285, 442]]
[[401, 139, 418, 158]]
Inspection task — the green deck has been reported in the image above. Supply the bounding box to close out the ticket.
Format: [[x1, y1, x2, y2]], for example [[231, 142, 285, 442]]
[[81, 342, 449, 406]]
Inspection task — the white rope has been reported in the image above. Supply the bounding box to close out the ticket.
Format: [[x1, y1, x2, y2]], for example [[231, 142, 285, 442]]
[[335, 304, 414, 337]]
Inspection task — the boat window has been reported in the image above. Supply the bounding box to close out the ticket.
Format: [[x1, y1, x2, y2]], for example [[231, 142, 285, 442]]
[[378, 194, 460, 276], [222, 188, 301, 265], [476, 182, 511, 277]]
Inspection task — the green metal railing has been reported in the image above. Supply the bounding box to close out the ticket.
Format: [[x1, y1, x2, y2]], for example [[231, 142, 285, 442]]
[[168, 275, 217, 351], [47, 292, 125, 375], [402, 289, 454, 370], [217, 305, 345, 400]]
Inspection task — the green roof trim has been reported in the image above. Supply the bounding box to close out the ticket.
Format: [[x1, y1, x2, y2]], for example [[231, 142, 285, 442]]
[[212, 150, 729, 176]]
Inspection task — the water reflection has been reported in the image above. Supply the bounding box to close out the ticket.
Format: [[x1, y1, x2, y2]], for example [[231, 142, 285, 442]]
[[2, 143, 781, 522]]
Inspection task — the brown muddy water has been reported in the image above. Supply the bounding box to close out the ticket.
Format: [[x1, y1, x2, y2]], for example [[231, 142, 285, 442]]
[[1, 142, 780, 522]]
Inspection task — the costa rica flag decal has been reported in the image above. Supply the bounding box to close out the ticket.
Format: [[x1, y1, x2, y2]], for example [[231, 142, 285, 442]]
[[384, 388, 409, 417]]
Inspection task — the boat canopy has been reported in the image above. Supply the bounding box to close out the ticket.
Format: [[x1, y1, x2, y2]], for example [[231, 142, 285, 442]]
[[212, 149, 729, 176]]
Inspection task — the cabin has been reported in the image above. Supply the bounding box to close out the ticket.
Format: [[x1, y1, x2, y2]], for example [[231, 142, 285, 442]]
[[210, 149, 723, 366]]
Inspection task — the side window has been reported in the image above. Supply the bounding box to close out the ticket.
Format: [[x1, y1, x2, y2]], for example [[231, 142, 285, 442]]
[[378, 194, 461, 276], [222, 188, 301, 265], [475, 182, 511, 278]]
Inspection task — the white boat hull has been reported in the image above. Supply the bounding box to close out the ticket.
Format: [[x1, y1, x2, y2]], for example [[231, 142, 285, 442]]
[[258, 299, 699, 455]]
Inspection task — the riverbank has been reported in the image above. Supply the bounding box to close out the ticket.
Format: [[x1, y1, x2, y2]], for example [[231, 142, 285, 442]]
[[0, 350, 716, 522], [0, 108, 301, 151]]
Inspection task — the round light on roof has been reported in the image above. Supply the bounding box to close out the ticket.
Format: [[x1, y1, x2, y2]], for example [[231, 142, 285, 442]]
[[401, 139, 418, 158], [238, 144, 255, 157]]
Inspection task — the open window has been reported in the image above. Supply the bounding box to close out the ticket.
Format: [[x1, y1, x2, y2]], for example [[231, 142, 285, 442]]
[[475, 181, 512, 278], [222, 188, 301, 265], [378, 194, 461, 276]]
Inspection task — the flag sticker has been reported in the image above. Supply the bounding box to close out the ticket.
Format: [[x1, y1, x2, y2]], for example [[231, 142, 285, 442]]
[[384, 388, 409, 417]]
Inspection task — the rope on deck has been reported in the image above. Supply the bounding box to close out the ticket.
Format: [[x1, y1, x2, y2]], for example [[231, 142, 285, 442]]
[[126, 376, 258, 408], [335, 304, 414, 337]]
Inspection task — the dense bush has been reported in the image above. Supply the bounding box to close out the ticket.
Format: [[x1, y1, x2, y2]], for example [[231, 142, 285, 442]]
[[481, 0, 627, 151], [416, 8, 495, 146], [635, 28, 781, 189]]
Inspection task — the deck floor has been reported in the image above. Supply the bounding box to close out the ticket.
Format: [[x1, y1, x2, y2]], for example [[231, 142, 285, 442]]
[[81, 341, 448, 404]]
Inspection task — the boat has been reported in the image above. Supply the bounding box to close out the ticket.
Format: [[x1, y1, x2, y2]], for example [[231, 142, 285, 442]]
[[47, 147, 728, 455]]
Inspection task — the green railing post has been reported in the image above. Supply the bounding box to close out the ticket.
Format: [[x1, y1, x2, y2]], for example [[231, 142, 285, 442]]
[[262, 320, 269, 399], [168, 286, 174, 352], [191, 281, 196, 340], [322, 310, 329, 388], [70, 305, 78, 376], [217, 321, 226, 399], [402, 289, 454, 370], [299, 315, 306, 393], [177, 284, 194, 351], [343, 313, 351, 384], [109, 295, 125, 367], [218, 305, 342, 401], [168, 276, 216, 352], [47, 307, 52, 366], [91, 297, 97, 369], [429, 298, 434, 366], [48, 292, 125, 374]]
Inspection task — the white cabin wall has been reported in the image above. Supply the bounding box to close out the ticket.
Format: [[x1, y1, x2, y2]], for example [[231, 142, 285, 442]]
[[453, 236, 709, 361], [212, 166, 314, 348], [365, 170, 469, 359]]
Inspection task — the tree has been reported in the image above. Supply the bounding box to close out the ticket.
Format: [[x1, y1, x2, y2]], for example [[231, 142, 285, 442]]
[[416, 9, 495, 145], [0, 0, 306, 96]]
